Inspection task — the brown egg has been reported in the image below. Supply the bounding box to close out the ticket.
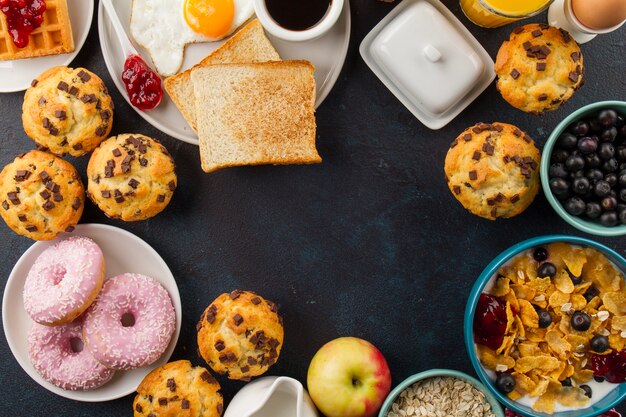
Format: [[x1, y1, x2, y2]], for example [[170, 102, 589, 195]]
[[572, 0, 626, 30]]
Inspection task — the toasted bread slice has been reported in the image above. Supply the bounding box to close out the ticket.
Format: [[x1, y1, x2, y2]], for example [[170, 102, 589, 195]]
[[164, 19, 280, 131], [191, 60, 321, 173]]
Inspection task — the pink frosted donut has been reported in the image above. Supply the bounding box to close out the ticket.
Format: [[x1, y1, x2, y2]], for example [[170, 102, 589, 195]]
[[23, 236, 105, 326], [83, 273, 176, 370], [28, 320, 115, 390]]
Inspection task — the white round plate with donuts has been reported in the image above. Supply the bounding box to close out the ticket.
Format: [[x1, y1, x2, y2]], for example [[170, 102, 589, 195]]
[[2, 223, 182, 402]]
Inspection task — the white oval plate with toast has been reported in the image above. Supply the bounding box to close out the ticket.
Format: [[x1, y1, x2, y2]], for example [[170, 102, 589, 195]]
[[0, 0, 94, 93], [98, 0, 351, 146], [2, 223, 182, 402]]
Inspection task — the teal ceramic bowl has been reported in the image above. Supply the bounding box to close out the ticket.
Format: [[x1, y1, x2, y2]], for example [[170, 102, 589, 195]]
[[465, 235, 626, 417], [541, 101, 626, 236], [377, 368, 504, 417]]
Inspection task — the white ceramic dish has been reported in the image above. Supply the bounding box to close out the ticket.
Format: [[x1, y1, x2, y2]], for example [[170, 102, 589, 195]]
[[360, 0, 495, 130], [97, 0, 351, 145], [2, 223, 182, 402], [224, 376, 319, 417], [0, 0, 94, 93]]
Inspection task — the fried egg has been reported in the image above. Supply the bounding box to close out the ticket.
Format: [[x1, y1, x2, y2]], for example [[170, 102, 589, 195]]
[[130, 0, 254, 77]]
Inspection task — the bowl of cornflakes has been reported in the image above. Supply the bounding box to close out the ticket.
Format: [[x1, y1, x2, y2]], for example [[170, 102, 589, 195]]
[[465, 235, 626, 417]]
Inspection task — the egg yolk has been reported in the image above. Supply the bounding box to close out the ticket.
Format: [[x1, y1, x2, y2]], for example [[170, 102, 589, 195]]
[[184, 0, 235, 38]]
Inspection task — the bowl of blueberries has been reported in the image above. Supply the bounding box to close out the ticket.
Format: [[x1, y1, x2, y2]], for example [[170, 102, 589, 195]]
[[542, 101, 626, 236]]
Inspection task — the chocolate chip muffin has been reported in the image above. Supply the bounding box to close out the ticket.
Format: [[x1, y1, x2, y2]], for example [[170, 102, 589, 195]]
[[23, 66, 114, 157], [133, 360, 223, 417], [495, 24, 584, 114], [444, 122, 541, 220], [197, 290, 284, 381], [86, 134, 177, 221], [0, 150, 84, 240]]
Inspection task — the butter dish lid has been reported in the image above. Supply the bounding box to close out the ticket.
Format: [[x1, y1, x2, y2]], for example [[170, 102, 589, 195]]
[[360, 0, 495, 130]]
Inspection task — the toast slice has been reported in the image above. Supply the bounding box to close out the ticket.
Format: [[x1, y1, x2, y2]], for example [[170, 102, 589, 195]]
[[164, 19, 280, 131], [191, 60, 321, 173]]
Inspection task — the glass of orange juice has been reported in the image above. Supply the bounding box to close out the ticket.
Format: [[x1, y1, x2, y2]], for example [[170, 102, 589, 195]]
[[460, 0, 555, 28]]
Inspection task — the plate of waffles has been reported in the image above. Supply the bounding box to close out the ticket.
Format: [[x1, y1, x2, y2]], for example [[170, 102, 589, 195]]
[[97, 0, 351, 145], [0, 0, 94, 93]]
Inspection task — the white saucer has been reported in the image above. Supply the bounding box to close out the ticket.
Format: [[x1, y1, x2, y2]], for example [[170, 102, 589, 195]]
[[2, 223, 182, 402], [97, 1, 351, 145], [0, 0, 94, 93]]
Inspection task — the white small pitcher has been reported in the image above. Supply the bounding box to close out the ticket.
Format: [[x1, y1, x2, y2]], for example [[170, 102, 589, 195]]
[[224, 376, 319, 417]]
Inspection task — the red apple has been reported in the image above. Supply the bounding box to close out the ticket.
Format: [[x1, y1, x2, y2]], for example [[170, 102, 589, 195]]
[[307, 337, 392, 417]]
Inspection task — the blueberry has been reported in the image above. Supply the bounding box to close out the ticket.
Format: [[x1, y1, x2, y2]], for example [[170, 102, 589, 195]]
[[537, 262, 557, 278], [620, 189, 626, 203], [549, 163, 569, 179], [572, 177, 591, 195], [599, 142, 615, 160], [585, 153, 601, 168], [567, 269, 583, 285], [580, 385, 593, 399], [621, 125, 626, 138], [549, 178, 569, 196], [620, 208, 626, 224], [590, 335, 609, 353], [571, 311, 591, 331], [601, 127, 618, 142], [570, 121, 590, 137], [594, 376, 606, 383], [586, 169, 604, 183], [602, 158, 619, 173], [594, 180, 612, 198], [495, 373, 516, 394], [552, 148, 570, 163], [619, 170, 626, 187], [561, 377, 572, 387], [564, 197, 586, 215], [617, 115, 625, 128], [620, 162, 626, 171], [605, 173, 618, 187], [570, 170, 585, 180], [586, 202, 602, 219], [601, 196, 617, 211], [601, 211, 618, 227], [584, 286, 599, 302], [537, 309, 552, 328], [578, 136, 598, 154], [565, 155, 585, 172], [589, 117, 603, 132], [533, 247, 548, 262], [599, 109, 618, 127]]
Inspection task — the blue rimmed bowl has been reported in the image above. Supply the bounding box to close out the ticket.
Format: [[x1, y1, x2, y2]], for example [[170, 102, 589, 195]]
[[541, 101, 626, 236], [378, 368, 504, 417], [464, 235, 626, 417]]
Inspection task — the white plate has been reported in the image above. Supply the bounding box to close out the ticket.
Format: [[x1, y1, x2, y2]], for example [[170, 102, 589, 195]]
[[2, 223, 182, 402], [0, 0, 94, 93], [98, 1, 351, 145]]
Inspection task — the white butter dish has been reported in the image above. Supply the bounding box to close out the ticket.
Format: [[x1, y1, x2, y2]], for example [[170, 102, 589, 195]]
[[360, 0, 495, 130]]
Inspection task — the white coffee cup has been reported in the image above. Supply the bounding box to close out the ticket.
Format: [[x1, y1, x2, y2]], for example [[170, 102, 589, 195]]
[[253, 0, 344, 42]]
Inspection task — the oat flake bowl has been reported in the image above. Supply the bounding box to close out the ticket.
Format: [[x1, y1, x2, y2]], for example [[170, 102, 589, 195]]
[[465, 235, 626, 417], [378, 369, 504, 417]]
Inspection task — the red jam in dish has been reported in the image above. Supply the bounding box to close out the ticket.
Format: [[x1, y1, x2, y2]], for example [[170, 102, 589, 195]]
[[122, 54, 163, 111], [0, 0, 46, 48], [473, 293, 507, 350], [590, 349, 626, 383]]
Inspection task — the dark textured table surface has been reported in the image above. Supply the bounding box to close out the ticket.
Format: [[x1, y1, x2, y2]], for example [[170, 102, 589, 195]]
[[0, 0, 625, 415]]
